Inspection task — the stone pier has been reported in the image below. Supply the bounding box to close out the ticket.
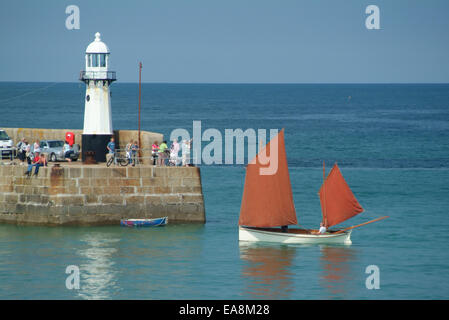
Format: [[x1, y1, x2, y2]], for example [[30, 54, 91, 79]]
[[0, 164, 205, 226]]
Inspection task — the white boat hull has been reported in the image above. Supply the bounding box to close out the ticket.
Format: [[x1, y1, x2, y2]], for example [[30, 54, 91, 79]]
[[239, 226, 352, 245]]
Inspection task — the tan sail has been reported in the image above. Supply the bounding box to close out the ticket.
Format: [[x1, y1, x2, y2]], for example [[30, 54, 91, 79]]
[[239, 129, 298, 227], [319, 163, 364, 228]]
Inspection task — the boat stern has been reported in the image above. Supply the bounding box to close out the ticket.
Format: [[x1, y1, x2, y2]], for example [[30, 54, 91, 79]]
[[343, 230, 352, 245]]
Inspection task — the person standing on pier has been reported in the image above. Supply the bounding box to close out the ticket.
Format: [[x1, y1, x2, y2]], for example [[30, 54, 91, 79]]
[[182, 139, 192, 167], [125, 140, 133, 163], [21, 139, 30, 164], [107, 137, 116, 165], [25, 142, 32, 164], [152, 141, 159, 165], [157, 140, 168, 166], [16, 138, 26, 162], [131, 140, 139, 166], [170, 139, 180, 166], [33, 140, 41, 155]]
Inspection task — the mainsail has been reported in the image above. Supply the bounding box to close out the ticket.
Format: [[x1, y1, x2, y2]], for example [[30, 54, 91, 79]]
[[319, 163, 364, 228], [239, 129, 298, 228]]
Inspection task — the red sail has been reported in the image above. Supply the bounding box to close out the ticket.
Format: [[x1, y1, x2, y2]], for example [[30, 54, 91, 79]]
[[319, 164, 364, 228], [239, 129, 298, 227]]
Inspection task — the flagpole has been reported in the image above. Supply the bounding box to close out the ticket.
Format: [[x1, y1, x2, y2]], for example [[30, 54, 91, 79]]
[[138, 62, 142, 162]]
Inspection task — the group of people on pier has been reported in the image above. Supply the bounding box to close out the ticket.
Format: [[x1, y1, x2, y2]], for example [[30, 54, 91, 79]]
[[17, 138, 75, 176], [16, 138, 47, 176], [12, 134, 192, 178], [106, 137, 192, 167], [151, 138, 192, 167]]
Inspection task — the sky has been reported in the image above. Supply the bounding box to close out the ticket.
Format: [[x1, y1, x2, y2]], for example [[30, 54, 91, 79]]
[[0, 0, 448, 83]]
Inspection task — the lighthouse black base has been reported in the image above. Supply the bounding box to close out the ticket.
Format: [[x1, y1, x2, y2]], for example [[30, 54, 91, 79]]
[[82, 134, 113, 163]]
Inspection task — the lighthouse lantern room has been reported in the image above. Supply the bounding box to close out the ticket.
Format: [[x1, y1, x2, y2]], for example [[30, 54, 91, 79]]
[[79, 32, 116, 162]]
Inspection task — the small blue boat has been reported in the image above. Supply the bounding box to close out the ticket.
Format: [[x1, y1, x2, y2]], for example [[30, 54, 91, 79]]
[[120, 217, 168, 227]]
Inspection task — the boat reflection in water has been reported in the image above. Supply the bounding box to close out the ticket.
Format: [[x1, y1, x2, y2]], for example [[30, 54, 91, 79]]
[[77, 232, 121, 300], [239, 243, 296, 299], [318, 245, 357, 299]]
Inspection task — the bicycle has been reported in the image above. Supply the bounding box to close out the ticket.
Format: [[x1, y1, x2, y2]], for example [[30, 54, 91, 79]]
[[167, 153, 181, 166], [106, 152, 131, 167]]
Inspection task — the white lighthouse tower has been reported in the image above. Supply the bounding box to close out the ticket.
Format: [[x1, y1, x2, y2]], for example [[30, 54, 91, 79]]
[[80, 32, 116, 162]]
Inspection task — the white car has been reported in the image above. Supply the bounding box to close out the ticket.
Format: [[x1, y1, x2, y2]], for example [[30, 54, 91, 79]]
[[0, 130, 15, 159]]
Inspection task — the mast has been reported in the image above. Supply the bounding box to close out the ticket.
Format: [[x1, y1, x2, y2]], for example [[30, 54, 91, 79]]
[[138, 62, 142, 161], [322, 161, 328, 227]]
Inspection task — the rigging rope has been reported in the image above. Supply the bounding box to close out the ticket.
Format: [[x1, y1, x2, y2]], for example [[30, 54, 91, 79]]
[[0, 82, 60, 103]]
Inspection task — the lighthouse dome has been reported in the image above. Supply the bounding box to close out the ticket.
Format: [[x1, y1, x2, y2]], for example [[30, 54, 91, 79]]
[[86, 32, 110, 53]]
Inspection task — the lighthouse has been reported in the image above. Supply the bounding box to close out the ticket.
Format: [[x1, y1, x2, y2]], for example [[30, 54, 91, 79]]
[[79, 32, 116, 162]]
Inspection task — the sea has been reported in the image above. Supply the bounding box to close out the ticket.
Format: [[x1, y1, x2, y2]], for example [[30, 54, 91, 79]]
[[0, 82, 448, 299]]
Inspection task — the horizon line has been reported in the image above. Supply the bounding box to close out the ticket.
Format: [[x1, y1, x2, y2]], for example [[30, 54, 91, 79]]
[[1, 80, 449, 85]]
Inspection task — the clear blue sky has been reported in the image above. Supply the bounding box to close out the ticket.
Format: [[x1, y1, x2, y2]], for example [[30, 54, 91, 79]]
[[0, 0, 448, 83]]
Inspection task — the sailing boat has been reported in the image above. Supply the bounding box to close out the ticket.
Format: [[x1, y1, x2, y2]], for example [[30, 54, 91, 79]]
[[238, 129, 387, 245]]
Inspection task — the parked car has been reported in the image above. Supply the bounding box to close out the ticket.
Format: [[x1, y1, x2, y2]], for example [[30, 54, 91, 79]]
[[38, 140, 80, 162], [0, 129, 15, 159]]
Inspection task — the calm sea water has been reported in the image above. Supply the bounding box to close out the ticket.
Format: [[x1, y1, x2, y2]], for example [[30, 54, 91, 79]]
[[0, 82, 448, 299]]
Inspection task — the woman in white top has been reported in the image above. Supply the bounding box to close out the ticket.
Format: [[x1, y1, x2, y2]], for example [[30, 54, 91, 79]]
[[33, 140, 41, 154], [125, 140, 133, 162], [170, 139, 180, 166], [181, 139, 192, 167]]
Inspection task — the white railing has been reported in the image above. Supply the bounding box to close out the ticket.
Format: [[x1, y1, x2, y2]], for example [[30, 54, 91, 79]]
[[79, 71, 116, 81]]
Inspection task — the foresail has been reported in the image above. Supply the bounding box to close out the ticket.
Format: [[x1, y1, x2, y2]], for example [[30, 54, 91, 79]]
[[239, 129, 298, 228], [319, 164, 363, 228]]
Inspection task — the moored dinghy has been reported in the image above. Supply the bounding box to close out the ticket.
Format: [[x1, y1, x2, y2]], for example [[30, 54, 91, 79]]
[[238, 129, 387, 245], [121, 217, 168, 227]]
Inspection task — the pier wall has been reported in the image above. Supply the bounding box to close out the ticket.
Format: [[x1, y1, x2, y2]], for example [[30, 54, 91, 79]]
[[1, 127, 163, 164], [0, 165, 205, 226]]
